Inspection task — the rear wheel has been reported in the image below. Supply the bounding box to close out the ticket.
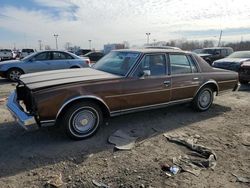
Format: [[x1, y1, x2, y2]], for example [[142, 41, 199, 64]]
[[192, 87, 214, 111], [7, 68, 24, 81], [61, 102, 103, 140]]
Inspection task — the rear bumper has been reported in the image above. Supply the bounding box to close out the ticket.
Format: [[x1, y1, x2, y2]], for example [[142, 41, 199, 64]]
[[6, 91, 38, 130]]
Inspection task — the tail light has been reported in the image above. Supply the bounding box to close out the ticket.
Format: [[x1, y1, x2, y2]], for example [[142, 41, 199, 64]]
[[85, 59, 91, 67]]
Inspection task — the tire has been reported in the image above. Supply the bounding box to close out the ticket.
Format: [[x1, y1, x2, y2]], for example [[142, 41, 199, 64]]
[[239, 80, 249, 84], [192, 87, 214, 111], [7, 68, 24, 81], [61, 102, 103, 140]]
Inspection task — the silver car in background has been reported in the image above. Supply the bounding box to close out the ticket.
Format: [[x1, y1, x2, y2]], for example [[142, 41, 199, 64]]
[[0, 50, 91, 81]]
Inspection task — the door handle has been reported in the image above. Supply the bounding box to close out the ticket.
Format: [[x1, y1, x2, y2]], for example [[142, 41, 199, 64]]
[[163, 80, 171, 86], [193, 77, 199, 80]]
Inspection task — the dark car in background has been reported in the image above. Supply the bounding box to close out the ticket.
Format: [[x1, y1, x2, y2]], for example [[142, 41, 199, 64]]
[[212, 51, 250, 84], [83, 51, 104, 64], [75, 49, 91, 56], [196, 47, 233, 65]]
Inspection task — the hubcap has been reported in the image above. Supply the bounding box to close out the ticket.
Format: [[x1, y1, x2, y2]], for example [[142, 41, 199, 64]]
[[199, 90, 211, 108], [72, 110, 97, 133], [9, 70, 21, 80]]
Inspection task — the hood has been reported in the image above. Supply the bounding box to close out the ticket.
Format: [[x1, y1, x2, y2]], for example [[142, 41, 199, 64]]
[[214, 58, 250, 63], [19, 68, 121, 90], [0, 59, 21, 65], [212, 58, 250, 72]]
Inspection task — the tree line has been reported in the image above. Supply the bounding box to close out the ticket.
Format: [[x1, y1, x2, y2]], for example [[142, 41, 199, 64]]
[[153, 39, 250, 51]]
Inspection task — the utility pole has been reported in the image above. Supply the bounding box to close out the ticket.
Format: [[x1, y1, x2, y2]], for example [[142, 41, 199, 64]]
[[88, 40, 92, 49], [53, 34, 59, 50], [153, 39, 157, 46], [218, 30, 222, 47], [146, 33, 151, 45], [38, 40, 42, 51]]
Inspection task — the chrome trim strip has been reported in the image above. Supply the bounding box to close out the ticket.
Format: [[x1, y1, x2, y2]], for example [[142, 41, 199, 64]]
[[217, 79, 237, 84], [106, 85, 200, 99], [40, 120, 55, 123], [6, 91, 37, 130], [105, 88, 171, 98], [56, 95, 110, 119], [40, 120, 56, 127], [171, 84, 199, 90], [193, 80, 219, 97], [110, 98, 193, 116]]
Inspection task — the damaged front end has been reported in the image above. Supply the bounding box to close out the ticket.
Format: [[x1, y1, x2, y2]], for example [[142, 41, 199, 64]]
[[6, 81, 38, 130]]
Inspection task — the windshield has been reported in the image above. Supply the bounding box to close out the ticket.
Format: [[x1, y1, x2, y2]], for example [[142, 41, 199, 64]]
[[93, 51, 140, 76], [227, 51, 250, 58], [200, 49, 216, 54], [22, 52, 39, 61]]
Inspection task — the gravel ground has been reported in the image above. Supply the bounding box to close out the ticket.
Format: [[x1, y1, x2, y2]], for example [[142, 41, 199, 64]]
[[0, 78, 249, 188]]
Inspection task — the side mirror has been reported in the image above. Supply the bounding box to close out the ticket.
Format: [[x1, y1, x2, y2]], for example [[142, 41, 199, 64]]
[[140, 70, 151, 78], [143, 70, 151, 76]]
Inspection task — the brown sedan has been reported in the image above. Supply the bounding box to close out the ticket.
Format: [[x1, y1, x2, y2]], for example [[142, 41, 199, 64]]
[[7, 49, 240, 140]]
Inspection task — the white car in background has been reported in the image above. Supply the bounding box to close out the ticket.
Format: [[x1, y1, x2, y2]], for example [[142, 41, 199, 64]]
[[20, 49, 35, 58], [0, 49, 13, 61]]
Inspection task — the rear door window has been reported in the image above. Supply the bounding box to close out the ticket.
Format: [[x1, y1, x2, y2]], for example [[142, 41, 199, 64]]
[[169, 54, 196, 74], [52, 52, 73, 60]]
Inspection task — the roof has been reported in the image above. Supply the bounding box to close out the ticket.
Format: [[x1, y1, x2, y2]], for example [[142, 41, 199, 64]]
[[203, 47, 233, 50], [114, 48, 187, 54]]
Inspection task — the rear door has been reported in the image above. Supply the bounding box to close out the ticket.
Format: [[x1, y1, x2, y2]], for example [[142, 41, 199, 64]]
[[169, 53, 201, 101], [50, 51, 72, 70]]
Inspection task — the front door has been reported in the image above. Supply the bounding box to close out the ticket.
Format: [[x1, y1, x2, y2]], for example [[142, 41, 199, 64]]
[[117, 54, 171, 112]]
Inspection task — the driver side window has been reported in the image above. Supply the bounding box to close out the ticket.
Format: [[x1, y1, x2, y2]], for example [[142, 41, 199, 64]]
[[134, 54, 166, 77]]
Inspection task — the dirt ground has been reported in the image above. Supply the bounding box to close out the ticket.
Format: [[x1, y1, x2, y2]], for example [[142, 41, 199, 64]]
[[0, 78, 249, 188]]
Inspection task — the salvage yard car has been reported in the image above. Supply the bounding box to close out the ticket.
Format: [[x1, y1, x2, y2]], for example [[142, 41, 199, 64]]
[[212, 51, 250, 84], [0, 50, 91, 81], [0, 49, 13, 61], [7, 49, 239, 140]]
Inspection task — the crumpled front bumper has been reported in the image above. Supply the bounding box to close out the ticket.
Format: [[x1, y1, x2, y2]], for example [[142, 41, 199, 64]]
[[7, 91, 38, 130]]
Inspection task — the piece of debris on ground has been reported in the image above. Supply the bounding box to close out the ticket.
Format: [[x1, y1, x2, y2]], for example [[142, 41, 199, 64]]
[[163, 133, 217, 176], [108, 129, 138, 150]]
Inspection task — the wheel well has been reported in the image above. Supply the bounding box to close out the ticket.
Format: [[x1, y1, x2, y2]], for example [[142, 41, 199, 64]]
[[194, 82, 219, 98], [57, 98, 110, 121], [200, 83, 218, 95], [70, 66, 80, 68], [7, 67, 25, 74]]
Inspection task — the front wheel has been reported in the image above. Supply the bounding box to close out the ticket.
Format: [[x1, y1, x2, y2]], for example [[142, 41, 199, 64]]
[[61, 102, 103, 140], [192, 87, 214, 111], [7, 68, 24, 81]]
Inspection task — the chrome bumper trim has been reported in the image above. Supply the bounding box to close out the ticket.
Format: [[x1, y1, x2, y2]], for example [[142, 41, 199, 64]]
[[6, 91, 37, 130], [233, 83, 241, 91]]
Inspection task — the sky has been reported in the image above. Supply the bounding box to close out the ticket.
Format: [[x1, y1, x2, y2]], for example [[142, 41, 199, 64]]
[[0, 0, 250, 50]]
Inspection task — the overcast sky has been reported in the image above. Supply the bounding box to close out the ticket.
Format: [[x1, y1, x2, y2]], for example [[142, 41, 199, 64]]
[[0, 0, 250, 50]]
